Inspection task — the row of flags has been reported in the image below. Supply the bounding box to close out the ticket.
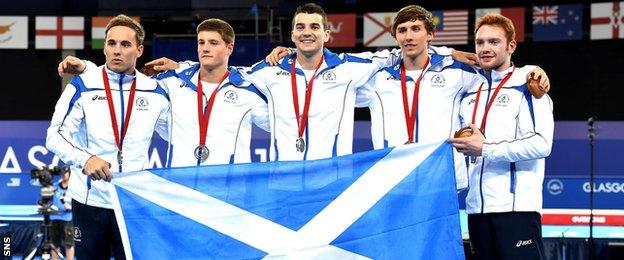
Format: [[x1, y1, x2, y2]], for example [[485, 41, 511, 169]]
[[0, 3, 622, 49], [0, 16, 139, 49], [346, 3, 623, 46]]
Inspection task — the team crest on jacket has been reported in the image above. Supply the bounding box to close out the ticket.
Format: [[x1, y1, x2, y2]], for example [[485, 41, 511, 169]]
[[136, 97, 149, 110], [496, 94, 510, 106], [322, 70, 336, 82], [224, 90, 238, 104], [431, 73, 445, 87]]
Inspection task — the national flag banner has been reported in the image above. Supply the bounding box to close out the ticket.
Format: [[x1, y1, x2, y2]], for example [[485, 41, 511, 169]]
[[430, 10, 469, 45], [0, 16, 28, 49], [363, 12, 396, 47], [475, 7, 525, 42], [110, 142, 464, 259], [532, 5, 583, 42], [326, 14, 356, 47], [590, 2, 624, 40], [92, 16, 141, 49], [35, 16, 84, 49]]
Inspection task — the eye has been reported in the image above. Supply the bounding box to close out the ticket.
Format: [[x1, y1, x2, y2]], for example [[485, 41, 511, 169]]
[[397, 27, 406, 34]]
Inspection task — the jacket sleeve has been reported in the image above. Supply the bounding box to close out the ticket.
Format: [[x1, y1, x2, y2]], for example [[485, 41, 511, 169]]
[[482, 92, 554, 162], [154, 94, 171, 142], [45, 80, 94, 168]]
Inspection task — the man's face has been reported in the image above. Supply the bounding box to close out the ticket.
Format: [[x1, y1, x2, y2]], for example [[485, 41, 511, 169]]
[[291, 13, 330, 56], [104, 26, 143, 74], [475, 25, 516, 71], [394, 19, 433, 60], [197, 31, 233, 69]]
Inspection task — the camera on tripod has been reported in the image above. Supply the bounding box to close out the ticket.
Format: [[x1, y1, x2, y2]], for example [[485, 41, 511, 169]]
[[24, 166, 70, 260], [30, 166, 69, 215]]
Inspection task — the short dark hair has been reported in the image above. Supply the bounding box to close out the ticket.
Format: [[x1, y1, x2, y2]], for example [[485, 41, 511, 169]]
[[292, 3, 329, 31], [105, 14, 145, 45], [392, 5, 435, 37], [196, 18, 235, 45]]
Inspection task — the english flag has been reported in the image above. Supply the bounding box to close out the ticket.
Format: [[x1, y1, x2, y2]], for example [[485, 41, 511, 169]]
[[35, 16, 84, 49]]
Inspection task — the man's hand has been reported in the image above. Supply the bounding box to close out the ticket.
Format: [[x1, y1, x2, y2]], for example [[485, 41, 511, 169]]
[[140, 57, 179, 76], [265, 46, 292, 66], [58, 56, 86, 77], [527, 67, 550, 98], [451, 50, 479, 66], [82, 156, 112, 182], [448, 124, 484, 157]]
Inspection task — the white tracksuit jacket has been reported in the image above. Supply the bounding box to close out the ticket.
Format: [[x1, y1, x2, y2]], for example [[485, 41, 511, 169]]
[[46, 66, 170, 208], [459, 65, 554, 214]]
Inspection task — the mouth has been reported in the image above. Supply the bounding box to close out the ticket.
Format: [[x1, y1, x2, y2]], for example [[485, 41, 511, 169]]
[[111, 58, 123, 63], [479, 55, 494, 61], [299, 38, 316, 44]]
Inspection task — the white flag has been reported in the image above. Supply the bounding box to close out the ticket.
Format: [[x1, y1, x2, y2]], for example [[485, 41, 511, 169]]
[[363, 12, 396, 47], [590, 2, 624, 40], [0, 16, 28, 49]]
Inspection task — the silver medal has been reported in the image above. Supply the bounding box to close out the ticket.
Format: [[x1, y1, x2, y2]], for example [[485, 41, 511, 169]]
[[296, 138, 306, 153], [194, 145, 210, 162]]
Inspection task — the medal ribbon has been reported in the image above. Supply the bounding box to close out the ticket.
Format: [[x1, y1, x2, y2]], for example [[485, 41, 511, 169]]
[[197, 69, 230, 147], [102, 67, 137, 166], [290, 56, 324, 140], [471, 67, 515, 131], [400, 57, 429, 143]]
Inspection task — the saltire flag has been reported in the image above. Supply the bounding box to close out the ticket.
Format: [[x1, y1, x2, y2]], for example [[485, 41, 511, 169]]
[[363, 12, 396, 47], [35, 16, 84, 49], [475, 7, 525, 42], [92, 16, 141, 49], [590, 2, 624, 40], [430, 10, 469, 45], [110, 142, 464, 259], [326, 14, 356, 47], [0, 16, 28, 49], [532, 5, 583, 42]]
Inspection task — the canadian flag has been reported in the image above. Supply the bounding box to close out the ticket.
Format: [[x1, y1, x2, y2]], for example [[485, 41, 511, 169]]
[[590, 2, 624, 39], [35, 16, 84, 49]]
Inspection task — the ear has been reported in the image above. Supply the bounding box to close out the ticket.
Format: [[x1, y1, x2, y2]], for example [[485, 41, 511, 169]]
[[426, 30, 434, 42], [291, 30, 296, 43], [507, 39, 516, 54], [323, 29, 331, 43], [226, 43, 234, 55], [137, 45, 144, 58]]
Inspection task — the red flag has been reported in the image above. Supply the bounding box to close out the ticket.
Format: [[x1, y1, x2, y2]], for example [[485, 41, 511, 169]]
[[326, 14, 356, 47]]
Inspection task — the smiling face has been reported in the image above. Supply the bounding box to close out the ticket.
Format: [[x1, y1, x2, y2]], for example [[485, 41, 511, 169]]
[[394, 19, 433, 60], [197, 30, 233, 70], [104, 26, 143, 74], [291, 12, 330, 57], [475, 25, 516, 71]]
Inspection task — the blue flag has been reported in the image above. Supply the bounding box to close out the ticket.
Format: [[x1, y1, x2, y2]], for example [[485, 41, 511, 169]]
[[532, 4, 583, 41], [110, 142, 463, 259]]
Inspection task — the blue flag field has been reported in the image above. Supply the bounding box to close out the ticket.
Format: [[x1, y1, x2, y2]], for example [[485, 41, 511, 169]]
[[109, 141, 463, 259]]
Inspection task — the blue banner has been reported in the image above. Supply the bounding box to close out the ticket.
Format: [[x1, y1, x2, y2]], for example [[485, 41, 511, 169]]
[[110, 142, 463, 259]]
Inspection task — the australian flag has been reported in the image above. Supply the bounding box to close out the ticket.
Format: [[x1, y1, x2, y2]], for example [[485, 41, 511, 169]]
[[532, 4, 583, 41], [110, 142, 463, 259]]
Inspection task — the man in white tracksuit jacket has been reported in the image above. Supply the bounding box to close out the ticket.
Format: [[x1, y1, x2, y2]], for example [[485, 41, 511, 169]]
[[449, 13, 554, 260], [46, 15, 169, 259]]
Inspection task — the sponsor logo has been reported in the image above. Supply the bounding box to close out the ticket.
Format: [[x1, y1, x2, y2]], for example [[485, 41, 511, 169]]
[[276, 71, 290, 76], [224, 90, 238, 104], [468, 99, 476, 105], [546, 179, 564, 195], [135, 97, 149, 111], [496, 94, 510, 106], [571, 215, 606, 224], [515, 239, 533, 247], [322, 70, 336, 82], [73, 227, 82, 242], [431, 73, 445, 87], [583, 182, 624, 193], [91, 95, 107, 101]]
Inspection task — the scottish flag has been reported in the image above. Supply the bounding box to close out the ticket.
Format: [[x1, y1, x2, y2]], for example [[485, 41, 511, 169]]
[[110, 142, 463, 259]]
